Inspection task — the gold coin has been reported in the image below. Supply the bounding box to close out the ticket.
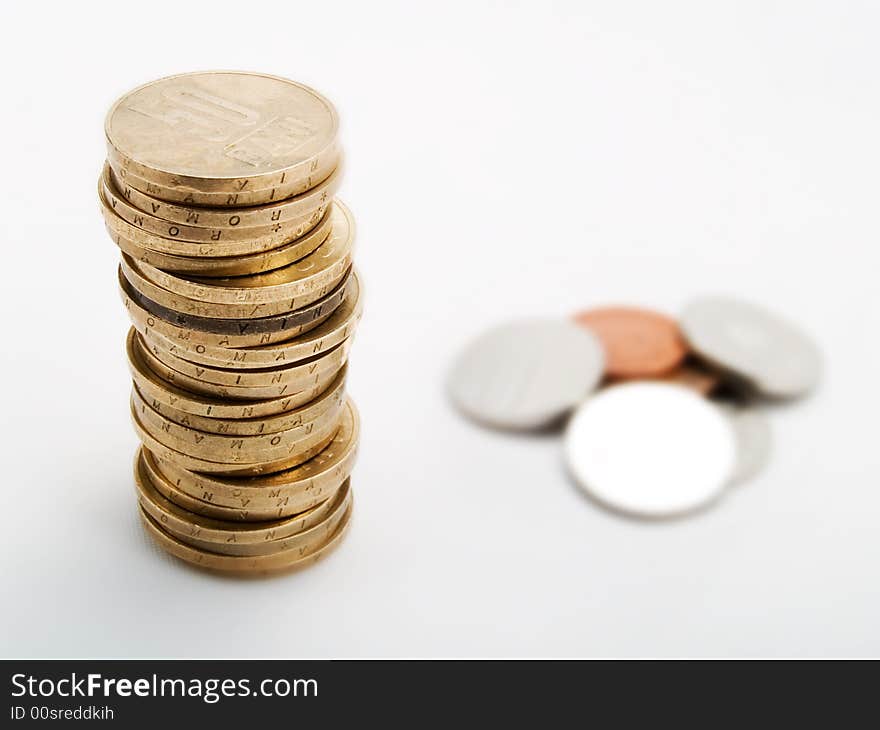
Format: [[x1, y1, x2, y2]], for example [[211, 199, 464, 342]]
[[105, 72, 339, 198], [109, 152, 340, 207], [135, 337, 345, 400], [142, 442, 347, 521], [108, 161, 340, 228], [109, 205, 332, 277], [141, 332, 351, 388], [135, 448, 346, 543], [150, 399, 359, 513], [119, 267, 349, 347], [101, 165, 330, 245], [138, 501, 352, 574], [140, 473, 352, 557], [131, 398, 341, 476], [139, 367, 346, 436], [122, 264, 351, 337], [163, 491, 350, 557], [124, 201, 355, 312], [125, 271, 363, 368], [126, 328, 339, 419], [120, 252, 346, 321], [101, 189, 300, 258], [131, 410, 334, 474], [130, 384, 345, 463]]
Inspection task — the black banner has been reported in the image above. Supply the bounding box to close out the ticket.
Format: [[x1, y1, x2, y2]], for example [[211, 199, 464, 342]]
[[1, 659, 861, 725]]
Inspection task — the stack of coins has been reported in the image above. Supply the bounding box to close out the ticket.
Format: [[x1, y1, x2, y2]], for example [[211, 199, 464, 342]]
[[100, 72, 361, 574], [448, 298, 821, 519]]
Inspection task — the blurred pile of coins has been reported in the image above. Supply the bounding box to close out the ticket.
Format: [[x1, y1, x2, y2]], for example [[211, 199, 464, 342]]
[[449, 298, 821, 519], [100, 72, 361, 574]]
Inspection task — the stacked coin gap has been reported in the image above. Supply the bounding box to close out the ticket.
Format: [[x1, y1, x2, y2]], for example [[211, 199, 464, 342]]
[[100, 72, 361, 574]]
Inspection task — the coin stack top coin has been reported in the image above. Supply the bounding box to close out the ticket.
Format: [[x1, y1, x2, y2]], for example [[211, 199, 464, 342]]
[[101, 72, 362, 575]]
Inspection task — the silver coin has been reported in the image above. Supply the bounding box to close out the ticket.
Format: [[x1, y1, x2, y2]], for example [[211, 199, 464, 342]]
[[448, 319, 604, 430], [719, 404, 773, 486], [565, 382, 736, 518], [680, 296, 822, 398]]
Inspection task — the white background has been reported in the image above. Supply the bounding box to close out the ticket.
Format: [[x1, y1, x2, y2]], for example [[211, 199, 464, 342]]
[[1, 1, 878, 658]]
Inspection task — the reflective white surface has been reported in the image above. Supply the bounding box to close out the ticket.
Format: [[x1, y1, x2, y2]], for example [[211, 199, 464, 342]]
[[565, 383, 736, 517]]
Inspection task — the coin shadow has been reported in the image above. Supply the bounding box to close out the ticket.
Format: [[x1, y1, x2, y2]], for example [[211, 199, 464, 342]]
[[457, 413, 569, 441], [702, 357, 823, 413], [711, 382, 816, 414]]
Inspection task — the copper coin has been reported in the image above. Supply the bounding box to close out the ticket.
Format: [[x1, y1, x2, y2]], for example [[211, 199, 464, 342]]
[[574, 307, 687, 378]]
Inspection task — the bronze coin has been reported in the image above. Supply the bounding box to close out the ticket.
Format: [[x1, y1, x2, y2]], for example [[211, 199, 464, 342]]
[[574, 306, 687, 379]]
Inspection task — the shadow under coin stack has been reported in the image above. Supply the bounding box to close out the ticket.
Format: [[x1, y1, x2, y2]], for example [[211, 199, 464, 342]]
[[99, 72, 361, 575]]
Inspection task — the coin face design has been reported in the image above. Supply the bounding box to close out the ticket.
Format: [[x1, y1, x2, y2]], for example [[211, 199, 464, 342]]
[[719, 404, 773, 486], [681, 297, 822, 398], [565, 382, 736, 518], [448, 320, 604, 430], [106, 71, 338, 182], [574, 306, 687, 378]]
